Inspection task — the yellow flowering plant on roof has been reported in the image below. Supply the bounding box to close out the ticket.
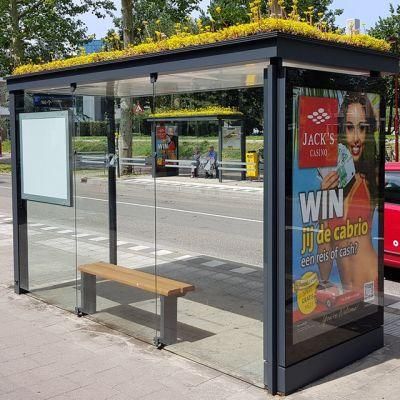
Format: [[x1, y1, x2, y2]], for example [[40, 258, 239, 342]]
[[13, 17, 390, 76], [150, 106, 243, 119]]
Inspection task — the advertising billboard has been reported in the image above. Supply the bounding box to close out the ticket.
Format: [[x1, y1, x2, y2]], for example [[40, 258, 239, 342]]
[[155, 123, 178, 172], [286, 76, 384, 365]]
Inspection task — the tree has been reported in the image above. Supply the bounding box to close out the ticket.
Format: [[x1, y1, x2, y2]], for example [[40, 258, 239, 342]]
[[114, 0, 200, 46], [369, 4, 400, 138], [118, 0, 200, 174], [281, 1, 342, 30], [119, 0, 135, 174], [200, 0, 342, 30], [369, 3, 400, 52], [200, 0, 250, 29], [0, 0, 115, 76]]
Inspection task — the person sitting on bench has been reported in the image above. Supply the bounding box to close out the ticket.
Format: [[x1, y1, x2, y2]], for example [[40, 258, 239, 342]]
[[204, 146, 218, 179]]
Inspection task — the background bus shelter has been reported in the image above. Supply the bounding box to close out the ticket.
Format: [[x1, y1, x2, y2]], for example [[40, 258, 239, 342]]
[[7, 32, 399, 394], [148, 114, 246, 181]]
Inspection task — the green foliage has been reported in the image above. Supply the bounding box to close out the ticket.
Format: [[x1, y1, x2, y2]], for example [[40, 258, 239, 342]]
[[0, 0, 116, 75], [72, 135, 263, 160], [0, 139, 10, 153], [78, 121, 109, 137], [282, 1, 342, 30], [73, 137, 108, 153], [0, 164, 11, 173], [111, 0, 200, 46], [369, 4, 400, 135], [103, 29, 124, 52], [200, 0, 251, 29], [200, 0, 342, 30], [369, 3, 400, 54]]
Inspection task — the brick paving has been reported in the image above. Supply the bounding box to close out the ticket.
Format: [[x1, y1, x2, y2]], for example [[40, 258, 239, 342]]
[[2, 212, 400, 399]]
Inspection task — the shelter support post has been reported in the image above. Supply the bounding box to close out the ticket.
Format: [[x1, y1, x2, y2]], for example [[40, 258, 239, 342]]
[[160, 296, 178, 345], [218, 118, 223, 182], [240, 119, 246, 181], [10, 90, 29, 294], [264, 57, 283, 395], [105, 94, 117, 265], [81, 272, 97, 314]]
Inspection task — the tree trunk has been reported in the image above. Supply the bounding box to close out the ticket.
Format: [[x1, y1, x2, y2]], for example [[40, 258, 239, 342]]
[[10, 0, 24, 68], [120, 0, 134, 174], [119, 98, 133, 174], [121, 0, 134, 47]]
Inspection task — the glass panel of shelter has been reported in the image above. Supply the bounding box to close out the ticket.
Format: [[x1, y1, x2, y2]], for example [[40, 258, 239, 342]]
[[73, 90, 112, 319], [154, 69, 265, 385], [23, 62, 266, 385], [113, 81, 158, 344], [24, 90, 78, 312], [70, 80, 159, 344]]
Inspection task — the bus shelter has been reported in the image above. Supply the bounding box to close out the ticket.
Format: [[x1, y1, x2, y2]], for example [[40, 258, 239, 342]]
[[6, 31, 399, 394], [147, 113, 247, 181]]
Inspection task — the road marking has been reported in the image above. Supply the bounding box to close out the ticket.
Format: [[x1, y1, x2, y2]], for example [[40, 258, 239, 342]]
[[41, 226, 58, 231], [175, 255, 193, 261], [128, 245, 150, 251], [1, 187, 261, 222], [152, 250, 173, 256], [117, 241, 129, 246], [202, 260, 225, 268], [57, 229, 73, 234], [124, 178, 263, 192], [3, 217, 12, 222], [30, 223, 45, 227], [89, 236, 108, 242], [77, 196, 262, 223]]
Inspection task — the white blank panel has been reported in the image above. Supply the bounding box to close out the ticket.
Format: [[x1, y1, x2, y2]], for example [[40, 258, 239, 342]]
[[20, 111, 71, 206]]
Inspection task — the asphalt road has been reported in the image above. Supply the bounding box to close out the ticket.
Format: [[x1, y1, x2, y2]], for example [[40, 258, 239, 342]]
[[2, 171, 400, 287], [0, 173, 263, 267]]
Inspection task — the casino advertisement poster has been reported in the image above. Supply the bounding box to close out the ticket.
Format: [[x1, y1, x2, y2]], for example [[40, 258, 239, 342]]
[[291, 87, 381, 344], [155, 123, 178, 169]]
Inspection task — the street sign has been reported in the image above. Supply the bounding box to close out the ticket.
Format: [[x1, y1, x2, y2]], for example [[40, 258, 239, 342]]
[[133, 102, 144, 114]]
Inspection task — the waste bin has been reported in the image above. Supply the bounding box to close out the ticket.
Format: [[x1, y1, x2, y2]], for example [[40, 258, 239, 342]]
[[246, 151, 259, 178]]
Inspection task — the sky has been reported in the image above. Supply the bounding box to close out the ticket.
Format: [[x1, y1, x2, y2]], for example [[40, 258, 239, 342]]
[[82, 0, 400, 39]]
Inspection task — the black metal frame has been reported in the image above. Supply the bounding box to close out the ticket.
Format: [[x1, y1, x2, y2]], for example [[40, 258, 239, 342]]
[[7, 32, 399, 396], [272, 68, 387, 394], [10, 91, 28, 294]]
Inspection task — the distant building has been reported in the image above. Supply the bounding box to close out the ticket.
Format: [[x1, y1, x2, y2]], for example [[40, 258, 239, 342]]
[[346, 19, 360, 35], [83, 39, 104, 54]]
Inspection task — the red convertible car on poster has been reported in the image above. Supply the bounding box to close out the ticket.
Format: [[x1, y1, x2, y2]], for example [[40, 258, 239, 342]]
[[384, 162, 400, 269]]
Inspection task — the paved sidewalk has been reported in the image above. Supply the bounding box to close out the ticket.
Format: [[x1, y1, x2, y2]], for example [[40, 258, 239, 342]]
[[3, 217, 400, 398], [0, 220, 268, 400]]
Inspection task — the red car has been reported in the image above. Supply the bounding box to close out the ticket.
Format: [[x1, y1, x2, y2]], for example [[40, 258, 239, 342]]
[[316, 283, 340, 309], [384, 162, 400, 268]]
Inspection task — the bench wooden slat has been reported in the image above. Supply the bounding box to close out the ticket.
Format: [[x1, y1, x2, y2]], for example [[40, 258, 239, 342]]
[[78, 262, 194, 297]]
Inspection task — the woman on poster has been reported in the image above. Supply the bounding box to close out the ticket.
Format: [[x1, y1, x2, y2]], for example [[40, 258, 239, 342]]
[[319, 92, 379, 292]]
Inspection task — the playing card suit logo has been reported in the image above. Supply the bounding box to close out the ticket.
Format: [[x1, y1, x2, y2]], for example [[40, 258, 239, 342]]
[[307, 108, 331, 125]]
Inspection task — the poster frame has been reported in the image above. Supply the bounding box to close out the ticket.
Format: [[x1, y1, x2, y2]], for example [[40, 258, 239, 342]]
[[19, 110, 73, 207], [284, 68, 386, 367]]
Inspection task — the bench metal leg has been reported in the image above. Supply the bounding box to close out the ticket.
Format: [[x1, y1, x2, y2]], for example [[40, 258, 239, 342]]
[[160, 296, 178, 345], [81, 272, 97, 314]]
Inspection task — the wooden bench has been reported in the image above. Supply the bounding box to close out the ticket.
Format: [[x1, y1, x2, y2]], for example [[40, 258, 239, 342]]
[[78, 262, 195, 345]]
